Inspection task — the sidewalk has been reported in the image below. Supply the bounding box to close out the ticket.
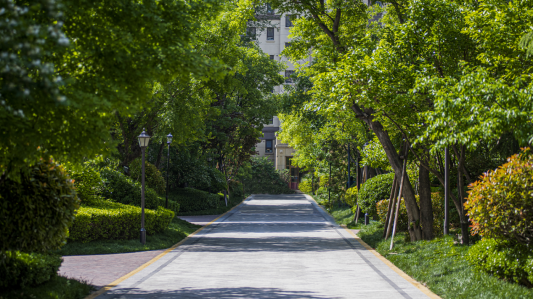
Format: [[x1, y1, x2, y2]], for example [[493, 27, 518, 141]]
[[59, 215, 219, 289]]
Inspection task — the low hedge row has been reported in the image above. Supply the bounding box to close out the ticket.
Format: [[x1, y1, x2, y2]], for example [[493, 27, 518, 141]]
[[0, 251, 62, 290], [169, 188, 222, 212], [100, 168, 180, 214], [69, 201, 174, 243]]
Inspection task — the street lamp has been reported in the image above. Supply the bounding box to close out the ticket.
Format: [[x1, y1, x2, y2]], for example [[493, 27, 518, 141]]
[[138, 128, 151, 245], [165, 133, 173, 209]]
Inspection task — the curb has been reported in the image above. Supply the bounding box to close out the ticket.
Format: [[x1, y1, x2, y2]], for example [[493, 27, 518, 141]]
[[305, 194, 441, 299], [84, 195, 252, 299]]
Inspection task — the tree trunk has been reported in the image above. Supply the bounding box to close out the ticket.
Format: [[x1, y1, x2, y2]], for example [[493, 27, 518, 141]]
[[352, 104, 423, 241], [418, 165, 434, 240]]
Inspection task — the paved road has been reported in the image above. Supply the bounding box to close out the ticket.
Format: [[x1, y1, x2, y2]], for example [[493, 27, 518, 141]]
[[98, 194, 431, 299]]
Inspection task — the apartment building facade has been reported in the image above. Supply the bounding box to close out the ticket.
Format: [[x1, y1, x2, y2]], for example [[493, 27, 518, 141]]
[[252, 8, 303, 189]]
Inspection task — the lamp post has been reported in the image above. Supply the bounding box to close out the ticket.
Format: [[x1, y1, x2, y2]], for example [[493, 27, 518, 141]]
[[138, 128, 151, 245], [165, 133, 173, 209], [444, 146, 450, 235]]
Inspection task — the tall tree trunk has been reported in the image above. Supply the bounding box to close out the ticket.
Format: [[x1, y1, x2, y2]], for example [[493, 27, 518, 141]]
[[418, 165, 434, 240], [352, 104, 423, 241]]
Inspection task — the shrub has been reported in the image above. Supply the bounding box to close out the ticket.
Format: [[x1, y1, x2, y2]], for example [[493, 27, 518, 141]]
[[376, 192, 448, 235], [129, 158, 166, 195], [0, 159, 79, 253], [207, 168, 228, 194], [229, 180, 244, 201], [298, 180, 312, 194], [168, 188, 222, 212], [69, 201, 174, 243], [100, 168, 180, 214], [466, 238, 533, 286], [345, 185, 358, 207], [243, 157, 295, 194], [67, 163, 105, 205], [358, 172, 394, 217], [465, 148, 532, 246], [0, 251, 62, 290]]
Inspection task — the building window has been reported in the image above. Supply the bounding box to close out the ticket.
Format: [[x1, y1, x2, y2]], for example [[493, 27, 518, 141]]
[[285, 15, 293, 27], [266, 3, 274, 14], [267, 28, 274, 40], [285, 42, 291, 49], [268, 116, 274, 124], [269, 55, 274, 60], [246, 27, 256, 39], [285, 70, 295, 83], [265, 140, 273, 153]]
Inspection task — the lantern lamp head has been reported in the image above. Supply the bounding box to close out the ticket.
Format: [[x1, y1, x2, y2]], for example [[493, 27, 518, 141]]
[[166, 133, 173, 145], [138, 128, 151, 148]]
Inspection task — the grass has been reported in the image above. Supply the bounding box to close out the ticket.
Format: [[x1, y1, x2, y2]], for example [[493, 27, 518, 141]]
[[0, 275, 94, 299], [54, 217, 201, 256], [323, 204, 533, 299]]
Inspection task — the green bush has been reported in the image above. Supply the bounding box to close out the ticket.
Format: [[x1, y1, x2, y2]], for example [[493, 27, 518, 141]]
[[345, 185, 358, 208], [466, 238, 533, 286], [465, 148, 532, 246], [298, 180, 312, 194], [100, 167, 180, 214], [129, 158, 166, 195], [69, 201, 174, 243], [0, 251, 62, 290], [229, 180, 244, 201], [358, 172, 394, 218], [0, 159, 80, 253], [67, 163, 105, 205], [169, 188, 222, 212], [243, 157, 295, 194]]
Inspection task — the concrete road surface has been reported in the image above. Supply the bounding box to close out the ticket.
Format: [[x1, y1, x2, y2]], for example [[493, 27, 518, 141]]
[[97, 194, 433, 299]]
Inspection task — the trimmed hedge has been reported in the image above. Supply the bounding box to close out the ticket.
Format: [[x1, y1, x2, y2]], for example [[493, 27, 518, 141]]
[[69, 201, 174, 243], [0, 159, 79, 253], [229, 180, 244, 201], [100, 167, 180, 214], [169, 188, 222, 213], [298, 180, 312, 194], [466, 238, 533, 286], [359, 172, 395, 217], [0, 251, 62, 290]]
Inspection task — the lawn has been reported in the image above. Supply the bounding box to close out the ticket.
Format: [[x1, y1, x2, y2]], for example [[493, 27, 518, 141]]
[[322, 203, 533, 298], [55, 217, 201, 256], [0, 275, 94, 299]]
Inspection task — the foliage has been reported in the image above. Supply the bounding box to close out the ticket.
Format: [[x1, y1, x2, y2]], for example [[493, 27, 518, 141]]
[[357, 223, 533, 298], [100, 168, 180, 214], [55, 217, 200, 256], [0, 275, 93, 299], [0, 159, 79, 253], [466, 238, 532, 287], [229, 180, 244, 201], [129, 158, 166, 195], [358, 173, 395, 217], [0, 0, 225, 178], [168, 188, 222, 213], [69, 201, 174, 243], [377, 192, 448, 236], [345, 185, 358, 207], [242, 157, 295, 194], [465, 148, 533, 246], [66, 163, 105, 205], [0, 251, 62, 290], [298, 180, 313, 194]]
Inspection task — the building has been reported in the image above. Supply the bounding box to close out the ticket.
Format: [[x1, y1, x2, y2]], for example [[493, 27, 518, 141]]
[[251, 7, 306, 189]]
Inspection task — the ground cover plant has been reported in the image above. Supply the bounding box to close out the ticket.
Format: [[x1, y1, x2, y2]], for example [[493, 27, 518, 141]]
[[55, 218, 201, 256], [174, 193, 246, 216], [0, 275, 94, 299], [356, 223, 533, 298]]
